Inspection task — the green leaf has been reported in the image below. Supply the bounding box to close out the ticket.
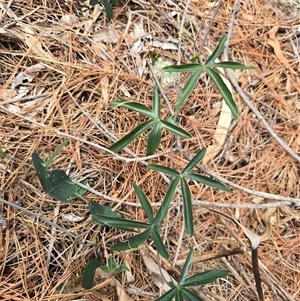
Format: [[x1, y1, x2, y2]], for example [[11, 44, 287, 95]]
[[182, 148, 206, 174], [119, 264, 130, 271], [47, 170, 78, 202], [212, 62, 256, 69], [190, 54, 200, 63], [99, 266, 110, 273], [185, 173, 232, 193], [206, 67, 239, 119], [205, 35, 227, 66], [182, 269, 229, 287], [178, 247, 194, 285], [176, 68, 203, 111], [175, 289, 184, 301], [103, 0, 113, 19], [32, 153, 78, 203], [156, 287, 177, 301], [32, 152, 51, 192], [161, 120, 191, 138], [163, 64, 202, 72], [111, 229, 151, 251], [182, 288, 204, 301], [89, 201, 121, 218], [0, 146, 4, 159], [151, 227, 169, 259], [107, 256, 117, 272], [82, 260, 103, 289], [91, 215, 150, 230], [110, 100, 155, 119], [181, 178, 193, 236], [44, 140, 68, 169], [133, 183, 154, 223], [75, 178, 89, 197], [152, 80, 161, 118], [147, 122, 162, 155], [89, 0, 99, 6], [109, 120, 155, 152], [147, 164, 180, 177], [155, 177, 180, 223], [110, 0, 119, 4], [167, 114, 180, 126]]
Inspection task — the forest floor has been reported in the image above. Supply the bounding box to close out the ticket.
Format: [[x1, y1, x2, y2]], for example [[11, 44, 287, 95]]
[[0, 0, 300, 300]]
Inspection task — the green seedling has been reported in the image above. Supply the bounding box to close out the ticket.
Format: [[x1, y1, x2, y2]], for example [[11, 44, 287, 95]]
[[82, 256, 129, 289], [109, 80, 191, 155], [156, 248, 229, 301], [90, 182, 180, 259], [148, 148, 232, 236], [163, 35, 256, 118], [27, 34, 256, 299]]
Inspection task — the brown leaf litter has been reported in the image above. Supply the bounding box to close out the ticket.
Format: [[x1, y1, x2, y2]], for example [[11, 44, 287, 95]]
[[0, 0, 299, 300]]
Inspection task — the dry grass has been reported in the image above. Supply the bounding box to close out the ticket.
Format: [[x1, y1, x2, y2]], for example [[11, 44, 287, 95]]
[[0, 0, 299, 300]]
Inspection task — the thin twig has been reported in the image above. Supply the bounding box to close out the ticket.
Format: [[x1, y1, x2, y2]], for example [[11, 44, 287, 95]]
[[197, 0, 223, 55], [0, 0, 14, 23], [225, 3, 263, 301], [2, 105, 299, 209]]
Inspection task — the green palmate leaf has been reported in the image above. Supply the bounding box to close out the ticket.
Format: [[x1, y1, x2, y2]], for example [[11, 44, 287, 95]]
[[91, 215, 150, 230], [175, 289, 184, 301], [133, 183, 154, 223], [111, 229, 151, 251], [110, 101, 155, 118], [181, 178, 193, 236], [182, 148, 206, 174], [89, 201, 121, 218], [185, 173, 232, 193], [160, 120, 191, 138], [32, 153, 78, 203], [82, 260, 103, 289], [109, 120, 155, 152], [182, 269, 229, 287], [151, 227, 169, 259], [205, 35, 227, 66], [182, 288, 204, 301], [212, 61, 256, 69], [152, 80, 161, 118], [103, 0, 113, 19], [156, 287, 177, 301], [163, 64, 202, 72], [206, 67, 239, 119], [147, 164, 180, 177], [178, 247, 194, 284], [147, 122, 162, 155], [155, 177, 180, 223], [176, 68, 203, 111]]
